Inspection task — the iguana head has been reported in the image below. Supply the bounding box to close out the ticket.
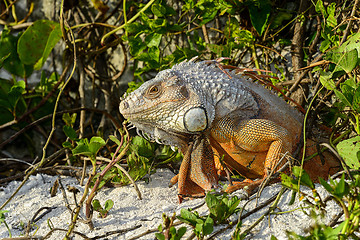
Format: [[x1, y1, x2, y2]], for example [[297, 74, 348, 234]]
[[119, 60, 216, 146], [119, 59, 259, 146]]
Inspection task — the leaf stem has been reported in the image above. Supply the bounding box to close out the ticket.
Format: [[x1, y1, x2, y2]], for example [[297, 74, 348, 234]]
[[298, 85, 324, 192]]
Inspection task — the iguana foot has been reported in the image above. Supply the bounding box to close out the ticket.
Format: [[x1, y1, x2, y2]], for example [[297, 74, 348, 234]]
[[173, 136, 219, 203], [225, 179, 263, 195]]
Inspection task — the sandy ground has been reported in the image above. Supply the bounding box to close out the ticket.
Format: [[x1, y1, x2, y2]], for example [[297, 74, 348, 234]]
[[0, 169, 341, 239]]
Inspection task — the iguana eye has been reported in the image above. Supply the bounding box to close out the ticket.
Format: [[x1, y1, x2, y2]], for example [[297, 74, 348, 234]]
[[146, 84, 161, 98]]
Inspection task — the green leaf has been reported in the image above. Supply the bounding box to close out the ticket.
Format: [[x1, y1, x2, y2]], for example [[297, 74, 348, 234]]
[[353, 85, 360, 112], [339, 79, 356, 105], [195, 222, 203, 237], [158, 222, 163, 232], [148, 46, 160, 61], [63, 125, 78, 141], [227, 197, 240, 216], [336, 136, 360, 169], [0, 210, 9, 224], [329, 32, 360, 59], [151, 3, 167, 17], [72, 139, 92, 156], [62, 113, 77, 127], [248, 0, 271, 36], [323, 222, 345, 239], [333, 174, 349, 198], [177, 227, 187, 239], [0, 28, 33, 77], [92, 199, 102, 211], [168, 226, 176, 236], [128, 36, 147, 56], [109, 135, 122, 146], [327, 48, 358, 73], [155, 233, 165, 240], [17, 20, 62, 69], [195, 0, 219, 25], [203, 216, 214, 235], [319, 177, 334, 194], [281, 173, 300, 191], [319, 70, 336, 90], [0, 52, 10, 67], [125, 22, 147, 34], [292, 166, 315, 189], [149, 18, 167, 32], [326, 3, 337, 28], [334, 89, 352, 108], [343, 33, 360, 58], [208, 44, 224, 56], [315, 0, 327, 17], [89, 136, 106, 154], [8, 81, 25, 108], [320, 39, 331, 52], [178, 209, 198, 226], [145, 33, 162, 48], [62, 141, 72, 149], [131, 136, 155, 158], [234, 30, 254, 47], [199, 10, 218, 26], [0, 79, 12, 101], [270, 11, 293, 29], [104, 199, 114, 211], [34, 24, 62, 70], [205, 193, 218, 213]]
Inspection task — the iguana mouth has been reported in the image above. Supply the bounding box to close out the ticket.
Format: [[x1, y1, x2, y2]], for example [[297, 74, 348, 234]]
[[127, 121, 190, 148]]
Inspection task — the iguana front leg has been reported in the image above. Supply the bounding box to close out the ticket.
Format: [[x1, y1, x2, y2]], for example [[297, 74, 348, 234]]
[[210, 117, 293, 193], [170, 135, 218, 202]]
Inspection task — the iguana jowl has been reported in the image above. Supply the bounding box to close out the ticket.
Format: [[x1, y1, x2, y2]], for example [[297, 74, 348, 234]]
[[119, 58, 338, 201]]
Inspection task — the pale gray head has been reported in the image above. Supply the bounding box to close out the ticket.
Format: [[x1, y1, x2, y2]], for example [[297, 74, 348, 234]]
[[119, 60, 215, 146]]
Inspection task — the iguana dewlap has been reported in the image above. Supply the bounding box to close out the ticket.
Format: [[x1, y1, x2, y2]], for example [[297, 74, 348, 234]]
[[119, 59, 337, 201]]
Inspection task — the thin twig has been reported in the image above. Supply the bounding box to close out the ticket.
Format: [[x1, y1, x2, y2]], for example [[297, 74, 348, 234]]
[[239, 187, 286, 237], [90, 225, 141, 239], [43, 228, 89, 239], [93, 156, 142, 200], [209, 189, 282, 239], [0, 107, 121, 150], [58, 177, 73, 212], [339, 0, 360, 45], [319, 143, 353, 181], [79, 61, 87, 187]]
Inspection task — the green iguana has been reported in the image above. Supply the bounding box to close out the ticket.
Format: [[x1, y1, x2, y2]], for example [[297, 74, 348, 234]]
[[119, 58, 339, 202]]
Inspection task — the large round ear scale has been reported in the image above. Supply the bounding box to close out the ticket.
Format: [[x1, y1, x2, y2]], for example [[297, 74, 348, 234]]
[[183, 106, 208, 132]]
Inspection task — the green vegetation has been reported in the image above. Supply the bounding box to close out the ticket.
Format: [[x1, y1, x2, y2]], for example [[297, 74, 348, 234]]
[[0, 0, 359, 239], [0, 210, 11, 238], [156, 192, 240, 240]]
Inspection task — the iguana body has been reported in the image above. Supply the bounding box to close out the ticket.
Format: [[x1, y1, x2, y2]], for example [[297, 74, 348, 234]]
[[119, 59, 338, 201]]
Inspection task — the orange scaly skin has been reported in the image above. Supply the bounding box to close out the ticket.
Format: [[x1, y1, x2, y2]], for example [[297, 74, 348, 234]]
[[211, 118, 292, 178], [119, 59, 340, 202]]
